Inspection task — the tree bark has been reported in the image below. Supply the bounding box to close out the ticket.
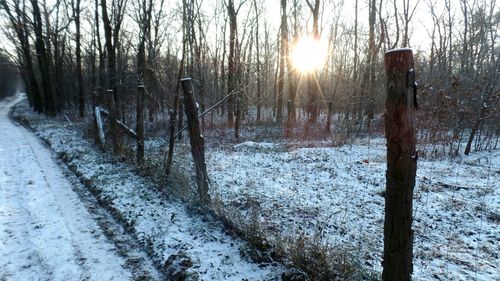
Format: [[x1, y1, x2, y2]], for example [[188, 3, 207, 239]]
[[165, 0, 187, 178], [31, 0, 56, 115], [253, 0, 261, 122], [227, 0, 237, 124], [285, 0, 298, 134], [366, 0, 377, 130], [101, 0, 125, 154], [136, 85, 145, 164], [305, 0, 320, 124], [464, 106, 486, 155], [276, 0, 287, 123], [74, 0, 84, 117]]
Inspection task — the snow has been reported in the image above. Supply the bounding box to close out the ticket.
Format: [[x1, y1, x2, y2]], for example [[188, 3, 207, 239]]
[[0, 95, 133, 281], [385, 47, 414, 54], [206, 137, 499, 280], [9, 95, 284, 280], [6, 93, 499, 280]]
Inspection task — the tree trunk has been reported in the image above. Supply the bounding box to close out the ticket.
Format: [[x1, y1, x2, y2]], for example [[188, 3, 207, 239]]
[[31, 0, 56, 115], [276, 0, 287, 123], [227, 0, 237, 124], [165, 0, 187, 178], [464, 106, 486, 155], [136, 85, 145, 164], [325, 101, 333, 134], [226, 0, 241, 138], [253, 0, 261, 122], [135, 0, 151, 165], [305, 0, 320, 124], [286, 20, 297, 127], [75, 0, 84, 117], [101, 0, 120, 153], [366, 0, 377, 130]]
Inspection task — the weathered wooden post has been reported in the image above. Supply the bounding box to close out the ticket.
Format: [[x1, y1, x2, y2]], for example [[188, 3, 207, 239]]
[[95, 106, 106, 147], [136, 84, 145, 165], [107, 88, 120, 153], [382, 48, 417, 281], [181, 78, 211, 205], [91, 90, 99, 141], [91, 90, 97, 112], [177, 101, 184, 140]]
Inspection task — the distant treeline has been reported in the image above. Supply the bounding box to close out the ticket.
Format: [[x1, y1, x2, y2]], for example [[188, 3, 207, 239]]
[[0, 50, 18, 100], [0, 0, 498, 154]]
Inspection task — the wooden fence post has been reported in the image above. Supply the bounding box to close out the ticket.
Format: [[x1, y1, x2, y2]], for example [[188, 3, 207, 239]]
[[91, 90, 99, 141], [177, 101, 184, 140], [107, 88, 120, 154], [136, 84, 145, 165], [181, 78, 210, 205], [382, 48, 417, 281], [94, 106, 106, 147]]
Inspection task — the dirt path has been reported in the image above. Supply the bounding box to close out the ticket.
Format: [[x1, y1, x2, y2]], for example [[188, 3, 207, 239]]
[[0, 95, 141, 281]]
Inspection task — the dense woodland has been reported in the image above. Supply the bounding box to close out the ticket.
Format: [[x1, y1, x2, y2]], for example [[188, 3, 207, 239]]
[[0, 50, 18, 99], [0, 0, 498, 155]]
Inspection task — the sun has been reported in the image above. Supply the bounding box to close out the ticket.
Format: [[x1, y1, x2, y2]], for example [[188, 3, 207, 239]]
[[291, 36, 328, 73]]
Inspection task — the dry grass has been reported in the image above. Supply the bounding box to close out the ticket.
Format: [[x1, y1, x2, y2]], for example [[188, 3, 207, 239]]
[[210, 196, 379, 281]]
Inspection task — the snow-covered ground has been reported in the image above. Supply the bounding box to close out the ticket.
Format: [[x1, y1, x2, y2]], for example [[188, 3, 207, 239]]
[[9, 95, 284, 280], [8, 93, 498, 280], [0, 95, 140, 280], [206, 138, 499, 280]]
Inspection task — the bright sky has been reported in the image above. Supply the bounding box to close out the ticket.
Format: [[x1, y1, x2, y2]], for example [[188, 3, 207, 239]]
[[0, 0, 470, 61], [258, 0, 448, 59]]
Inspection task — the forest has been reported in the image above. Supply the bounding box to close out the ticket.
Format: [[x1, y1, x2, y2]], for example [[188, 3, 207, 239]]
[[0, 50, 18, 99], [0, 0, 497, 152], [0, 0, 499, 280]]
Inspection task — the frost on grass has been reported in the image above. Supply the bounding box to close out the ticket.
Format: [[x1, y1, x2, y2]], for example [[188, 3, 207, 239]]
[[12, 99, 283, 281], [12, 96, 499, 280], [207, 138, 499, 281]]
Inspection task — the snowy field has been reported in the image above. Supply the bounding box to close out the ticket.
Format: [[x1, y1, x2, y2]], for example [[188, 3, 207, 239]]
[[206, 139, 499, 280]]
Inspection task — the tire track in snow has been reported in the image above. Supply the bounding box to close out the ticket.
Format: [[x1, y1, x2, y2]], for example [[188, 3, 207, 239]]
[[0, 94, 134, 281]]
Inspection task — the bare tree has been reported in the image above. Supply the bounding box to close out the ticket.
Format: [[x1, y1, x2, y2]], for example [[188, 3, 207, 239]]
[[397, 0, 420, 47], [253, 0, 262, 122], [285, 0, 300, 131], [0, 50, 18, 99], [305, 0, 321, 124], [276, 0, 288, 123], [31, 0, 56, 115], [134, 0, 153, 164], [166, 0, 188, 178], [1, 0, 43, 112], [226, 0, 246, 138], [101, 0, 127, 153], [71, 0, 84, 117]]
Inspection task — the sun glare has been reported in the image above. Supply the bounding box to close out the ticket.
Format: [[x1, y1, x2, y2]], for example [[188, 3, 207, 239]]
[[291, 36, 328, 73]]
